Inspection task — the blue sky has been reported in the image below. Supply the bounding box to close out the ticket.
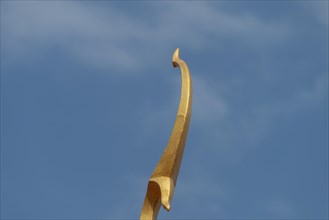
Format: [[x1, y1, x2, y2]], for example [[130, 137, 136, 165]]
[[1, 1, 328, 219]]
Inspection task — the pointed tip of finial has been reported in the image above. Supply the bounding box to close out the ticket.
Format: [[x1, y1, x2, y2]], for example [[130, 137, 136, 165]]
[[173, 48, 180, 58], [172, 48, 180, 67]]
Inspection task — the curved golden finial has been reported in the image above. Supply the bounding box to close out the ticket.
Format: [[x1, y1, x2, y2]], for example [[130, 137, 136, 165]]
[[140, 48, 192, 220]]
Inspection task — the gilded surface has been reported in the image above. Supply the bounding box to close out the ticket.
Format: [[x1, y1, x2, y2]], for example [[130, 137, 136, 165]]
[[140, 48, 192, 220]]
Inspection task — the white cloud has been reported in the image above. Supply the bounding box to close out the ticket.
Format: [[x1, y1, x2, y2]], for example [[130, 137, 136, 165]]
[[1, 1, 146, 72], [2, 1, 291, 73]]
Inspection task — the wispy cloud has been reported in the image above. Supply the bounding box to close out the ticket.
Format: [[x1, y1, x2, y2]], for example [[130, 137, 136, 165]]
[[202, 73, 327, 156], [142, 71, 328, 163], [2, 1, 291, 73]]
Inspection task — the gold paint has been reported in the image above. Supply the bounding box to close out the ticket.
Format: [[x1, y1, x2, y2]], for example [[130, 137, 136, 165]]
[[140, 48, 192, 220]]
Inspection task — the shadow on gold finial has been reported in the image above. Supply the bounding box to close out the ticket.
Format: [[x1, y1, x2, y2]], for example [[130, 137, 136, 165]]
[[172, 48, 180, 67]]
